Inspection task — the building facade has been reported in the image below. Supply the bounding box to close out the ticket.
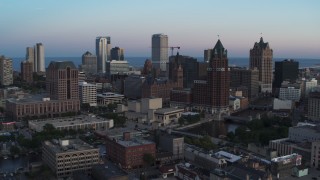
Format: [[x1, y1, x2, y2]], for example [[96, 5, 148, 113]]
[[0, 56, 13, 86], [26, 47, 35, 72], [152, 34, 168, 71], [34, 43, 45, 72], [80, 51, 97, 75], [42, 139, 100, 178], [111, 46, 124, 61], [250, 37, 273, 92], [21, 61, 33, 83], [106, 60, 129, 76], [97, 92, 124, 106], [96, 36, 111, 73], [79, 82, 97, 106], [106, 132, 156, 169], [308, 92, 320, 121], [279, 86, 301, 102], [274, 59, 299, 88], [204, 49, 212, 63], [230, 67, 259, 100], [192, 39, 230, 119]]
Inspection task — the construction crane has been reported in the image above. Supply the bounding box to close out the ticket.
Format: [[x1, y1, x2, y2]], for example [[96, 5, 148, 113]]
[[170, 46, 180, 56]]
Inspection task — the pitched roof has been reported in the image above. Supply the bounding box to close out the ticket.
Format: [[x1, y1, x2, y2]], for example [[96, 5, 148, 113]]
[[213, 39, 225, 51]]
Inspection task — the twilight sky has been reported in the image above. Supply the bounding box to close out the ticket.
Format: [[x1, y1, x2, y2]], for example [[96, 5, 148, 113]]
[[0, 0, 319, 58]]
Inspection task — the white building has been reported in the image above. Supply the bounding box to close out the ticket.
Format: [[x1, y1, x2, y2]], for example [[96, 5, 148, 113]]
[[34, 43, 45, 72], [79, 82, 97, 106], [0, 56, 13, 86], [273, 98, 293, 110], [154, 108, 184, 126], [229, 96, 240, 111], [106, 60, 129, 75], [279, 86, 301, 102], [97, 92, 124, 106], [96, 36, 111, 73], [305, 78, 318, 97], [152, 34, 168, 71]]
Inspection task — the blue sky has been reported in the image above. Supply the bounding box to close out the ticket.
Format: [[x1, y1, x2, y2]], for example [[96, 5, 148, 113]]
[[0, 0, 319, 58]]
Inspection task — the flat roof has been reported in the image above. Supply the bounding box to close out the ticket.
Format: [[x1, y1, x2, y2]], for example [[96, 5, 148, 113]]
[[214, 151, 242, 163], [92, 162, 127, 178], [44, 139, 98, 154], [116, 137, 154, 147], [154, 108, 184, 115], [97, 92, 124, 98], [29, 115, 112, 128]]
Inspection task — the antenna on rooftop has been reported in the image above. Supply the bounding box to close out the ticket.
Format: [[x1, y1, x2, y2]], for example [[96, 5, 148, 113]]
[[217, 34, 220, 39]]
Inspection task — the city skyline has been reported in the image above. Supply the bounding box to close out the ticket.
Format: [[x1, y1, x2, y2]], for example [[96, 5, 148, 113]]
[[0, 0, 319, 58]]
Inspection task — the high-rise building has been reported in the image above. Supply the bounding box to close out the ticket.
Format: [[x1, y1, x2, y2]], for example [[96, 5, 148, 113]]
[[152, 34, 168, 71], [230, 67, 259, 99], [274, 59, 299, 88], [250, 37, 273, 92], [46, 61, 79, 100], [0, 56, 13, 86], [308, 92, 320, 121], [21, 61, 33, 83], [169, 54, 198, 88], [79, 82, 97, 106], [34, 43, 45, 72], [204, 49, 213, 63], [26, 47, 35, 72], [80, 51, 97, 75], [110, 47, 124, 60], [96, 36, 111, 73], [193, 39, 230, 118]]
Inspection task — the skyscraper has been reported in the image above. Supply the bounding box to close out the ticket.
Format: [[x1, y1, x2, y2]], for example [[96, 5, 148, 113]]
[[26, 47, 34, 72], [204, 49, 212, 63], [152, 34, 168, 71], [193, 39, 230, 118], [249, 37, 273, 92], [96, 36, 111, 73], [111, 47, 124, 60], [0, 55, 13, 86], [21, 61, 33, 83], [46, 61, 79, 100], [274, 59, 299, 88], [34, 43, 45, 72], [80, 51, 97, 75]]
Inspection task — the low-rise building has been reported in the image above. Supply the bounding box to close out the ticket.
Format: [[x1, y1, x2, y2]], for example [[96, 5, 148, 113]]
[[158, 132, 184, 160], [105, 132, 156, 169], [29, 115, 113, 132], [154, 108, 184, 126], [42, 139, 100, 178], [97, 92, 124, 106], [271, 153, 302, 178], [311, 141, 320, 169], [273, 98, 293, 110], [288, 124, 320, 142], [279, 85, 301, 102], [6, 95, 80, 121]]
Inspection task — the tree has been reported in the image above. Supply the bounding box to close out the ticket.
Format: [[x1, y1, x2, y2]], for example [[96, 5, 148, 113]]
[[10, 145, 20, 155], [143, 153, 155, 166]]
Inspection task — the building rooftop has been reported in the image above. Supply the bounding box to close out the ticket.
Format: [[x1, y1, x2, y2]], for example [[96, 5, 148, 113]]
[[29, 115, 112, 130], [48, 61, 77, 70], [115, 137, 154, 147], [43, 138, 98, 154], [91, 162, 128, 179], [97, 92, 124, 98], [214, 151, 242, 163], [7, 94, 54, 104], [154, 108, 184, 115]]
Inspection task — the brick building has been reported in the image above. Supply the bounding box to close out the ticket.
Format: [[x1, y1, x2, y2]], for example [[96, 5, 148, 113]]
[[106, 132, 156, 169], [192, 39, 230, 119], [21, 61, 33, 83]]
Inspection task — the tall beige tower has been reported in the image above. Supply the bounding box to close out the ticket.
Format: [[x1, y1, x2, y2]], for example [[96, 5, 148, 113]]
[[152, 34, 168, 72], [34, 43, 45, 72], [26, 47, 35, 72], [0, 55, 13, 86], [249, 37, 273, 92]]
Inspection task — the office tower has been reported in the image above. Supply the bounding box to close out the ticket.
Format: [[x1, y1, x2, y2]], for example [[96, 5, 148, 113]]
[[111, 47, 124, 60], [46, 61, 79, 100], [152, 34, 168, 71], [0, 55, 13, 86], [26, 47, 35, 72], [250, 37, 273, 92], [80, 51, 97, 75], [193, 39, 230, 118], [230, 67, 259, 99], [274, 59, 299, 88], [169, 54, 198, 88], [79, 82, 97, 106], [34, 43, 45, 72], [106, 60, 129, 76], [96, 36, 111, 73], [21, 61, 33, 83], [308, 92, 320, 121], [204, 49, 213, 63]]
